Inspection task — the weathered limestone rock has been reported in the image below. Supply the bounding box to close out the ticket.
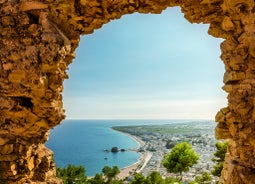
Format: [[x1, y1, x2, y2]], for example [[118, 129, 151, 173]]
[[1, 0, 255, 183]]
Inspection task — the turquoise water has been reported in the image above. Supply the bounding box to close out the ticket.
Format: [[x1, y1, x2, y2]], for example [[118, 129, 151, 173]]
[[45, 119, 202, 176]]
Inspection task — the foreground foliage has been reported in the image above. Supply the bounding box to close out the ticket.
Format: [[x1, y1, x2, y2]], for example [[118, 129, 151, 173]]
[[57, 165, 122, 184], [57, 141, 225, 184], [162, 142, 199, 181], [189, 172, 212, 184], [57, 165, 182, 184], [211, 141, 228, 177], [131, 171, 180, 184], [57, 164, 87, 184]]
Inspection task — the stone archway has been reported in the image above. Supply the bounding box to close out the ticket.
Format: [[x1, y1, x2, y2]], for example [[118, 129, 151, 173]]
[[0, 0, 255, 183]]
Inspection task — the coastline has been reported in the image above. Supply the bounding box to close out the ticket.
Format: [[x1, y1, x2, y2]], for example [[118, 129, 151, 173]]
[[112, 122, 217, 183], [115, 129, 146, 148], [117, 151, 152, 179], [112, 128, 152, 179]]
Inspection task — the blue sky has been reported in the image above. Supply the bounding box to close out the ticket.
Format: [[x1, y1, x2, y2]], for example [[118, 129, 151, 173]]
[[63, 7, 227, 120]]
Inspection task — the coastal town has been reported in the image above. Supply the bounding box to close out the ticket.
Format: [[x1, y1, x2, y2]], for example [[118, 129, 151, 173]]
[[112, 121, 219, 183]]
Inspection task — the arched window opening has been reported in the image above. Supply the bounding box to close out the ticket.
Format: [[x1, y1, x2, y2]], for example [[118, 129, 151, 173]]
[[47, 7, 227, 177]]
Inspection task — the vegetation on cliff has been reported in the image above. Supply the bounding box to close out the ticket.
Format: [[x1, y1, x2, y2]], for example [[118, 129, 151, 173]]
[[211, 141, 228, 177]]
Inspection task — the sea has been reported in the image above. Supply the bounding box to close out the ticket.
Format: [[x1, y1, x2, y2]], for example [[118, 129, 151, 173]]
[[45, 119, 208, 176]]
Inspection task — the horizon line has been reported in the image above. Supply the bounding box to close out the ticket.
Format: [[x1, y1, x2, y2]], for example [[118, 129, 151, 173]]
[[63, 118, 214, 121]]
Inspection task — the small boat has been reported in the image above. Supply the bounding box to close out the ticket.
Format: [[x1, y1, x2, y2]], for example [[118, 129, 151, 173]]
[[104, 157, 108, 160]]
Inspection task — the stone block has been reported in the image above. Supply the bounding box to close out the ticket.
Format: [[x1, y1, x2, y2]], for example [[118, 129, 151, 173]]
[[248, 37, 255, 58], [221, 16, 235, 31], [215, 110, 226, 123], [201, 0, 221, 4], [27, 157, 35, 171], [2, 63, 13, 70], [0, 154, 17, 162], [19, 1, 48, 11], [10, 162, 17, 176], [1, 144, 14, 155], [223, 71, 245, 84], [36, 119, 49, 129], [0, 138, 9, 146], [8, 71, 26, 83], [215, 123, 232, 139]]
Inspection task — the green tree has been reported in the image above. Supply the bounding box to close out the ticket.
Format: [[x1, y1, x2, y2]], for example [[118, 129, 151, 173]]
[[131, 173, 147, 184], [211, 141, 228, 177], [56, 164, 87, 184], [87, 173, 104, 184], [108, 180, 124, 184], [102, 166, 120, 183], [147, 171, 165, 184], [162, 142, 199, 181], [164, 176, 180, 184], [211, 163, 223, 177], [189, 172, 212, 184]]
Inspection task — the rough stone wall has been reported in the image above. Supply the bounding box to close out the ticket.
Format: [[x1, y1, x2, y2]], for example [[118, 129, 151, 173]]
[[0, 1, 74, 183], [214, 1, 255, 183], [0, 0, 255, 183]]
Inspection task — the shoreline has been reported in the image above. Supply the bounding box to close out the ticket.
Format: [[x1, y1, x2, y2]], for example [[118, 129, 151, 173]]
[[112, 128, 151, 179], [117, 151, 152, 179], [114, 129, 146, 148]]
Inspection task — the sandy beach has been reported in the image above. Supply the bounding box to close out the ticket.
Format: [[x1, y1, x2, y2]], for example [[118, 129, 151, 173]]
[[116, 132, 152, 179]]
